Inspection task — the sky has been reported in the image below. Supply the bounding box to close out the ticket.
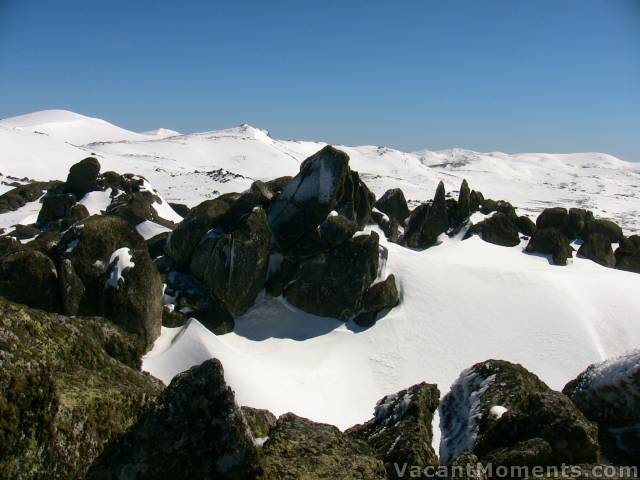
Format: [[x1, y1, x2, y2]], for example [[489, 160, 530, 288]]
[[0, 0, 639, 160]]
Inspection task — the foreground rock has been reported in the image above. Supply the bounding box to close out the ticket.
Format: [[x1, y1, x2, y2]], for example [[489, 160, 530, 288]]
[[439, 359, 599, 466], [88, 358, 262, 480], [578, 233, 615, 267], [347, 382, 440, 478], [260, 413, 386, 479], [0, 297, 162, 479], [563, 350, 640, 466]]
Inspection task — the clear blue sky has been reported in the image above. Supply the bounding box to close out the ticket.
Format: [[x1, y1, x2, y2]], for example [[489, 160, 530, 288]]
[[1, 0, 639, 160]]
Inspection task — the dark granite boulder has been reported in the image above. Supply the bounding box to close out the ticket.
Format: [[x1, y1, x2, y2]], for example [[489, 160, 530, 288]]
[[577, 233, 615, 267], [64, 157, 101, 199], [525, 228, 573, 266], [375, 188, 410, 224], [480, 212, 521, 247]]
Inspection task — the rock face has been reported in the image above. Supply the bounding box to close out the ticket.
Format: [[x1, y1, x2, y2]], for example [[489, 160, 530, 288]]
[[404, 181, 448, 248], [260, 413, 387, 480], [87, 358, 262, 480], [268, 146, 374, 255], [0, 249, 61, 312], [577, 233, 615, 267], [347, 382, 440, 478], [525, 228, 573, 265], [439, 360, 599, 467], [375, 188, 410, 224], [615, 235, 640, 273], [563, 350, 640, 466], [64, 157, 101, 198], [0, 297, 162, 479], [480, 213, 520, 247], [284, 231, 380, 320]]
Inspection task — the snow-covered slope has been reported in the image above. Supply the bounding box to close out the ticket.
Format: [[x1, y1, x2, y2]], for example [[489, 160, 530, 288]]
[[2, 110, 640, 436]]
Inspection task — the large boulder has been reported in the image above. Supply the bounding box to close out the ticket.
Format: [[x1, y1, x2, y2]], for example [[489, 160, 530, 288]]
[[0, 181, 55, 214], [260, 413, 387, 479], [64, 157, 101, 199], [584, 218, 624, 244], [87, 358, 262, 480], [267, 146, 373, 255], [563, 350, 640, 466], [105, 190, 174, 228], [284, 231, 380, 320], [203, 208, 272, 316], [525, 228, 573, 266], [577, 233, 615, 267], [354, 274, 400, 327], [100, 247, 164, 349], [319, 213, 358, 249], [479, 212, 520, 247], [0, 249, 61, 312], [515, 215, 536, 237], [347, 382, 440, 478], [404, 181, 448, 248], [566, 208, 594, 239], [0, 297, 162, 479], [615, 235, 640, 274], [536, 207, 568, 231], [36, 192, 76, 226], [439, 360, 599, 466], [375, 188, 410, 224]]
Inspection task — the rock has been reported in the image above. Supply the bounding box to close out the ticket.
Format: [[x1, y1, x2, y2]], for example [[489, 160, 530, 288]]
[[347, 382, 440, 478], [106, 190, 174, 228], [284, 232, 380, 320], [515, 215, 536, 236], [26, 231, 61, 259], [563, 350, 640, 466], [536, 207, 569, 231], [0, 235, 24, 259], [404, 182, 448, 248], [198, 294, 235, 334], [87, 359, 262, 480], [0, 181, 53, 214], [577, 233, 615, 267], [267, 146, 373, 254], [260, 413, 387, 479], [168, 202, 190, 218], [250, 176, 292, 202], [457, 179, 472, 221], [7, 223, 40, 240], [60, 202, 90, 230], [469, 190, 484, 213], [0, 249, 61, 312], [0, 297, 162, 479], [64, 157, 101, 198], [58, 258, 85, 315], [567, 208, 594, 239], [615, 235, 640, 274], [203, 208, 272, 316], [584, 218, 624, 244], [446, 453, 487, 480], [480, 198, 498, 215], [496, 201, 518, 222], [241, 406, 277, 439], [354, 274, 400, 327], [36, 192, 76, 226], [482, 437, 553, 469], [146, 231, 170, 259], [165, 194, 236, 269], [525, 228, 573, 266], [439, 359, 599, 466], [480, 213, 520, 247], [319, 213, 358, 248], [375, 188, 410, 224]]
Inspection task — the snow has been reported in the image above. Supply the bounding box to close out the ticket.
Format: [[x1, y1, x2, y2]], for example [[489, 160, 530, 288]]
[[489, 405, 508, 419], [105, 248, 135, 289], [79, 189, 112, 215], [574, 349, 640, 395], [136, 220, 171, 240]]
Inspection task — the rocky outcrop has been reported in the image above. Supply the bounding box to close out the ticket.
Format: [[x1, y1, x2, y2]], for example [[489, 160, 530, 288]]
[[64, 157, 101, 198], [36, 192, 76, 226], [106, 190, 174, 228], [284, 231, 380, 320], [375, 188, 410, 224], [563, 350, 640, 466], [0, 297, 162, 479], [347, 382, 440, 478], [525, 228, 573, 265], [577, 233, 615, 267], [259, 413, 387, 479], [88, 358, 261, 480], [404, 181, 448, 248], [584, 218, 624, 244], [439, 360, 599, 467], [615, 235, 640, 273], [0, 181, 56, 214], [479, 213, 521, 247]]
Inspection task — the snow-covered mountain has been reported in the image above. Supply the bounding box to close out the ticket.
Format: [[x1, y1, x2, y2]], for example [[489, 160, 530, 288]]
[[2, 109, 640, 440]]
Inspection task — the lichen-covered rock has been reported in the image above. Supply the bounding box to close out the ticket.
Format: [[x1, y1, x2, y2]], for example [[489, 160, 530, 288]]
[[482, 437, 553, 469], [106, 190, 174, 228], [584, 218, 624, 244], [0, 235, 24, 259], [480, 198, 498, 215], [479, 212, 520, 247], [0, 181, 54, 214], [577, 233, 615, 267], [319, 213, 358, 249], [615, 235, 640, 274], [250, 176, 292, 202], [7, 223, 40, 240], [267, 146, 373, 255], [36, 192, 76, 226], [241, 406, 277, 439], [203, 207, 272, 316], [525, 228, 573, 266], [58, 258, 85, 315], [446, 453, 487, 480], [375, 188, 410, 224], [354, 274, 400, 327], [566, 208, 594, 239], [284, 232, 380, 320], [0, 249, 61, 312], [60, 202, 90, 230], [457, 179, 472, 222], [439, 360, 599, 467], [260, 413, 387, 479], [536, 207, 569, 231], [563, 350, 640, 466], [64, 157, 101, 198], [347, 382, 440, 478], [0, 297, 162, 479], [87, 358, 262, 480], [404, 182, 448, 248], [515, 215, 536, 237], [168, 202, 190, 218]]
